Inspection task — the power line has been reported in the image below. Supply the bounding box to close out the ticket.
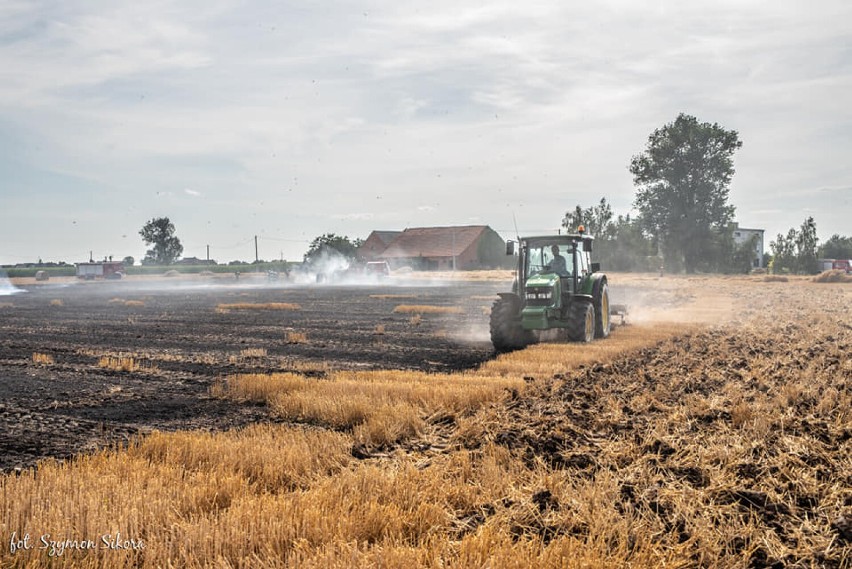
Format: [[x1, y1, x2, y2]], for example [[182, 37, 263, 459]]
[[257, 235, 311, 243]]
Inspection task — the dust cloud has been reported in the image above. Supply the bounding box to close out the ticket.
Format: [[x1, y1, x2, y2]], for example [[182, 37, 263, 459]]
[[609, 275, 739, 327], [449, 323, 492, 344]]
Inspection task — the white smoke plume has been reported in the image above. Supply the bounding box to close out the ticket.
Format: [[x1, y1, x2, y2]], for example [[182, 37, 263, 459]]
[[0, 269, 23, 296]]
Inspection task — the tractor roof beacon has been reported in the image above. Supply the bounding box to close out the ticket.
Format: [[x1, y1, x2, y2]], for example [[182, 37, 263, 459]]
[[490, 227, 615, 352]]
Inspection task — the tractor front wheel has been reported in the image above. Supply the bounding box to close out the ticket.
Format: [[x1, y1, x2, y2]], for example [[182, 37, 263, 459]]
[[490, 295, 533, 352], [567, 300, 595, 343]]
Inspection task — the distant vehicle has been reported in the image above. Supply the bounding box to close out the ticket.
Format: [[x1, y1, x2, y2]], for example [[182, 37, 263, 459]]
[[76, 261, 124, 280], [819, 259, 852, 274], [365, 261, 390, 278]]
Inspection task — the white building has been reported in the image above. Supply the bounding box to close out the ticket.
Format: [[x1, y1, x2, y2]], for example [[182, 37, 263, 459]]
[[732, 225, 765, 269]]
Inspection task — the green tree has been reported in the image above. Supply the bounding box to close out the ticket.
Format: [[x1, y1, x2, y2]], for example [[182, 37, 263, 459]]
[[122, 256, 135, 267], [561, 198, 656, 271], [818, 234, 852, 259], [727, 233, 760, 274], [769, 228, 797, 274], [607, 214, 657, 272], [139, 217, 184, 265], [795, 216, 819, 274], [561, 197, 615, 240], [630, 113, 742, 273], [303, 233, 363, 265], [770, 217, 820, 274]]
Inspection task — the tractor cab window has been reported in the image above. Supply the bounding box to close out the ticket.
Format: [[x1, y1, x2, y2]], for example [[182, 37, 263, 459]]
[[526, 243, 573, 278], [575, 240, 589, 274]]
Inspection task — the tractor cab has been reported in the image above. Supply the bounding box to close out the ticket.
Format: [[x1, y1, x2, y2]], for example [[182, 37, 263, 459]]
[[526, 242, 572, 278], [508, 231, 596, 296]]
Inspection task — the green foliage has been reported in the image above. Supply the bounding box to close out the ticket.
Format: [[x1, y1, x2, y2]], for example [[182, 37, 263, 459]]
[[562, 198, 656, 271], [708, 230, 760, 275], [630, 113, 741, 273], [303, 233, 363, 265], [606, 214, 658, 271], [2, 266, 76, 278], [818, 234, 852, 259], [770, 217, 820, 274], [729, 234, 761, 274], [125, 261, 290, 276], [562, 198, 614, 240], [122, 256, 135, 267], [139, 217, 184, 265]]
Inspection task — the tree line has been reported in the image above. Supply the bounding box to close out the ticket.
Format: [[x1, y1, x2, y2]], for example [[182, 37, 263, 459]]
[[134, 219, 365, 269], [565, 113, 851, 274]]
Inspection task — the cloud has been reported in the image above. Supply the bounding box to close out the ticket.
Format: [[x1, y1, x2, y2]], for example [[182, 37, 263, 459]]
[[332, 213, 374, 221], [1, 0, 851, 265], [0, 4, 210, 108]]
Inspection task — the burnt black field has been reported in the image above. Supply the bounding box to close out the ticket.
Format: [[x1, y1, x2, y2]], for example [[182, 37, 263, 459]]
[[0, 276, 504, 471]]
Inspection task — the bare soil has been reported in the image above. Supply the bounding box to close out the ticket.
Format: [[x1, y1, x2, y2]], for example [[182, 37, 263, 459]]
[[456, 276, 852, 567]]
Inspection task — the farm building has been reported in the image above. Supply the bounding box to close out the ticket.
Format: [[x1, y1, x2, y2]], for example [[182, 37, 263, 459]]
[[732, 225, 765, 269], [359, 231, 402, 261], [378, 225, 507, 270]]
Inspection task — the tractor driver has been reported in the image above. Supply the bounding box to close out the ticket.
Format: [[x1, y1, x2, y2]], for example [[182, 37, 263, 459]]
[[550, 245, 569, 276]]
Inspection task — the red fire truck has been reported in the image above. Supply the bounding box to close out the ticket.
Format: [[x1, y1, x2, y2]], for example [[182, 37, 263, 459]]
[[76, 261, 125, 280]]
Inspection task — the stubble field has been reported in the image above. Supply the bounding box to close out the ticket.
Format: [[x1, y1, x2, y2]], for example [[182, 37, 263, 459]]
[[0, 272, 849, 568]]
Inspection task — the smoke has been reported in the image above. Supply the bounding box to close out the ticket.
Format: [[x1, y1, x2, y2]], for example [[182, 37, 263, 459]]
[[301, 249, 352, 284], [0, 269, 23, 296]]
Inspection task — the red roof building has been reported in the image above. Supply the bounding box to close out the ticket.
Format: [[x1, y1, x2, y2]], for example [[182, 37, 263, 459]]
[[359, 231, 402, 261], [379, 225, 507, 270]]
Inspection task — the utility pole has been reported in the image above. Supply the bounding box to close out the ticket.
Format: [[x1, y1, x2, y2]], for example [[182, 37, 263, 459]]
[[452, 230, 456, 271], [206, 245, 210, 263], [254, 236, 259, 266]]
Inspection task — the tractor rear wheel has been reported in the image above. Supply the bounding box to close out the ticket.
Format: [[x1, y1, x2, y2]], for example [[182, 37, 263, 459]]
[[594, 281, 611, 338], [490, 295, 533, 352], [567, 299, 595, 343]]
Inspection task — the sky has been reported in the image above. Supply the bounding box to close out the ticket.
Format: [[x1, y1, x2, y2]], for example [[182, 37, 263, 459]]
[[1, 0, 850, 266]]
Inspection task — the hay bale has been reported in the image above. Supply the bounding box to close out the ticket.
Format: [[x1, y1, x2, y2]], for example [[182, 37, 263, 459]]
[[813, 270, 852, 283], [34, 270, 49, 281]]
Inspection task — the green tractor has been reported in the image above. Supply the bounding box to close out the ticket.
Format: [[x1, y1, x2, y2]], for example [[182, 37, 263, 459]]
[[490, 228, 617, 352]]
